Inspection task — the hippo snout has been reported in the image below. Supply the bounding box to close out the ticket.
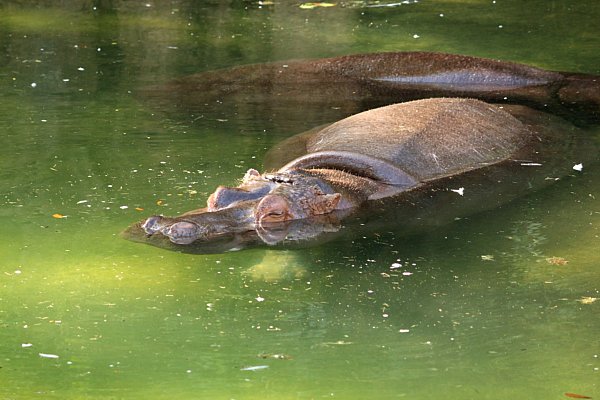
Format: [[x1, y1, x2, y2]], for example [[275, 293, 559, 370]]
[[142, 215, 207, 245], [164, 221, 203, 245]]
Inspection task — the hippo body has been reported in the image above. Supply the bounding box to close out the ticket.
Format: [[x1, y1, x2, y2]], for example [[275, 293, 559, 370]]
[[141, 52, 600, 130], [125, 52, 600, 253], [269, 98, 529, 183], [126, 97, 582, 253]]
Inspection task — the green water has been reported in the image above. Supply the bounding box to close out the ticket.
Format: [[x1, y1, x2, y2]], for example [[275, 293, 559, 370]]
[[1, 1, 599, 399]]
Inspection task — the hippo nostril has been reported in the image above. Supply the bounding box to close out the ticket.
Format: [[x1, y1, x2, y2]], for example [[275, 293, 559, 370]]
[[142, 216, 163, 235], [165, 221, 202, 245]]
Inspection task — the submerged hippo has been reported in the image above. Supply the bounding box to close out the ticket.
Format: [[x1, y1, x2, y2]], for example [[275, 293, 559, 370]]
[[124, 52, 599, 253], [126, 97, 585, 252], [140, 51, 600, 129]]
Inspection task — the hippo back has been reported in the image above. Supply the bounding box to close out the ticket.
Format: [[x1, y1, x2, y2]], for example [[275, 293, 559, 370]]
[[302, 98, 530, 182]]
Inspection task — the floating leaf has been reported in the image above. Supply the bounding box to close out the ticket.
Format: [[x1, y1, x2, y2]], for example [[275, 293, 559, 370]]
[[564, 393, 592, 399], [135, 207, 144, 211], [299, 2, 336, 9], [546, 256, 568, 266], [52, 213, 67, 219], [578, 297, 598, 305]]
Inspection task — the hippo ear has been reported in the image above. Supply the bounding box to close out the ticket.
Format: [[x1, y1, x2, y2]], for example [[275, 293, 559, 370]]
[[306, 193, 341, 215], [242, 168, 261, 183]]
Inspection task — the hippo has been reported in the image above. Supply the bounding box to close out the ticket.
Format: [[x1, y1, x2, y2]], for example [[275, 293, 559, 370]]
[[124, 52, 599, 253], [125, 96, 588, 253], [139, 51, 600, 130]]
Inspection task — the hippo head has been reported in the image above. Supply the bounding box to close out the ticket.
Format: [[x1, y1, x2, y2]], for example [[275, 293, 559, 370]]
[[135, 168, 344, 249]]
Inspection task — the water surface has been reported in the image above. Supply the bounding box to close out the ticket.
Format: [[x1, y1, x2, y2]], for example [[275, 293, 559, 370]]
[[1, 1, 599, 399]]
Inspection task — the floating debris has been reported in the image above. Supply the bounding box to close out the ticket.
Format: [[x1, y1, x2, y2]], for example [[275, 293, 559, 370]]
[[365, 0, 419, 7], [258, 353, 292, 360], [320, 340, 353, 346], [564, 393, 592, 399], [481, 255, 495, 261], [39, 353, 59, 359], [52, 213, 67, 219], [240, 365, 269, 371], [299, 2, 336, 9], [578, 297, 597, 305], [546, 256, 568, 266], [450, 187, 465, 196], [572, 163, 583, 172]]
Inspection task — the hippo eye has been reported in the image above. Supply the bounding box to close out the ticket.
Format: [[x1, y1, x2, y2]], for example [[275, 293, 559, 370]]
[[264, 173, 294, 185], [262, 209, 287, 222]]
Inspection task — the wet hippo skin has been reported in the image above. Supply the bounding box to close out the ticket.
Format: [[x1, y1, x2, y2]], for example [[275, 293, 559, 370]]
[[124, 52, 600, 253], [139, 51, 600, 129], [124, 95, 588, 253]]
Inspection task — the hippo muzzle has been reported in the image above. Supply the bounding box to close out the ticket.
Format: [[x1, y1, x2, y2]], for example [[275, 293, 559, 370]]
[[138, 169, 344, 246]]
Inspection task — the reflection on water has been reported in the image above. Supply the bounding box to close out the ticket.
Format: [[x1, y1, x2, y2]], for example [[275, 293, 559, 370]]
[[509, 220, 547, 258], [243, 250, 308, 281], [1, 1, 599, 399]]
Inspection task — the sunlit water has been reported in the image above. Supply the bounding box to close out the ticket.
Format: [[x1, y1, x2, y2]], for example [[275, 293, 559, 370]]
[[1, 2, 599, 399]]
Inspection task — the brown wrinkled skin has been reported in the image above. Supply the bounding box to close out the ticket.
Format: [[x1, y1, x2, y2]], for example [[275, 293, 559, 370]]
[[124, 52, 600, 253]]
